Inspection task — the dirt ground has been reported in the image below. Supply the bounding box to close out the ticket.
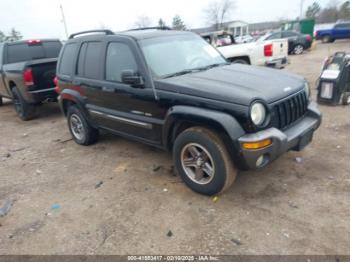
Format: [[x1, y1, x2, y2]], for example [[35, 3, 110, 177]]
[[0, 40, 349, 255]]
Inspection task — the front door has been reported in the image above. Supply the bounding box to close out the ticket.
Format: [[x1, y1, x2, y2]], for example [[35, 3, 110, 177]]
[[85, 40, 165, 143]]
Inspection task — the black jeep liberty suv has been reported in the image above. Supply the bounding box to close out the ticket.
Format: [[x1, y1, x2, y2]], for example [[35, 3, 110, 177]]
[[56, 29, 322, 195]]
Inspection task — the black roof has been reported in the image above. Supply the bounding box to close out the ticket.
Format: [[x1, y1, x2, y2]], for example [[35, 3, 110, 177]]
[[119, 29, 193, 40], [68, 29, 194, 41]]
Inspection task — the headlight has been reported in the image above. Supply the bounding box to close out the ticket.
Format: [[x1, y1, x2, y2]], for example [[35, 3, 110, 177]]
[[304, 81, 311, 98], [250, 102, 266, 126]]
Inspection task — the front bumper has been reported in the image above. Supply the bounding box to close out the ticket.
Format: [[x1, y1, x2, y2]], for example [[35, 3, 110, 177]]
[[237, 101, 322, 169]]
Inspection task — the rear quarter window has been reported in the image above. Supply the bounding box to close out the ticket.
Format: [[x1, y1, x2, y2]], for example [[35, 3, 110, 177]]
[[59, 43, 78, 76], [6, 41, 62, 64]]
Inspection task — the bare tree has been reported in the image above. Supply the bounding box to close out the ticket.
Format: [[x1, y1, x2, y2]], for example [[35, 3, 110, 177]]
[[134, 15, 152, 28], [204, 0, 235, 30]]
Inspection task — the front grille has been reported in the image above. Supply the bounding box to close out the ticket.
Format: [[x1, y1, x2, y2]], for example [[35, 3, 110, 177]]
[[273, 91, 308, 129]]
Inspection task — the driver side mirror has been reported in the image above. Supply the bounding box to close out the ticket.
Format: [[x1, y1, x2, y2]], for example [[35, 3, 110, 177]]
[[121, 70, 144, 87]]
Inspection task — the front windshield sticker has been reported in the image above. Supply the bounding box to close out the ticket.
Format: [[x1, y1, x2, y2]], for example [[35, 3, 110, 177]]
[[203, 45, 220, 58]]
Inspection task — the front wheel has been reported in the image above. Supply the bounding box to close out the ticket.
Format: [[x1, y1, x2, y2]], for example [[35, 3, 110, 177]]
[[173, 127, 237, 195], [293, 44, 304, 55], [67, 105, 99, 145], [11, 87, 36, 121]]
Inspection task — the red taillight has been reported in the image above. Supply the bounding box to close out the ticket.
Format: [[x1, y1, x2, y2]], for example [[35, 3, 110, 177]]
[[306, 35, 312, 41], [27, 39, 41, 45], [264, 44, 273, 57], [23, 69, 34, 86], [54, 76, 60, 94], [314, 31, 318, 37]]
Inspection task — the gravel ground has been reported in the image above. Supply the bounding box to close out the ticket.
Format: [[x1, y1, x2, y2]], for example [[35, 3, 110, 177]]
[[0, 40, 349, 255]]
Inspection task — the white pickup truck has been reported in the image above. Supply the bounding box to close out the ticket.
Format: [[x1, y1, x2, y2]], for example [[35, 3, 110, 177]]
[[201, 32, 289, 68]]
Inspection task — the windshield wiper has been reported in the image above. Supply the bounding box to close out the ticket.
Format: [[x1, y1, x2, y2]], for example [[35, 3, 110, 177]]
[[163, 69, 200, 79], [196, 62, 230, 71]]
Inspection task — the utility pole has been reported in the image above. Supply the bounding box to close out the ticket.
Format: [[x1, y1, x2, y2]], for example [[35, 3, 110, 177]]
[[60, 4, 69, 39], [299, 0, 305, 20]]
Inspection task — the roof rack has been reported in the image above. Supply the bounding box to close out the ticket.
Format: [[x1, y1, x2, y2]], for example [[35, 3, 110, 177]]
[[128, 26, 172, 31], [68, 30, 114, 39]]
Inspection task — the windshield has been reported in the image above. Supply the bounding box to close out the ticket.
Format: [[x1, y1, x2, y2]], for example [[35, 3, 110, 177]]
[[139, 34, 227, 78]]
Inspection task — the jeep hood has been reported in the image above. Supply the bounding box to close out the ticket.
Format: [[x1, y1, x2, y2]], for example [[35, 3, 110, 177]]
[[155, 64, 305, 106]]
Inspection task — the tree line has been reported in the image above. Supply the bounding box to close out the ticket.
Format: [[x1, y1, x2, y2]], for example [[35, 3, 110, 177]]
[[133, 0, 235, 31], [0, 28, 23, 42], [306, 1, 350, 23]]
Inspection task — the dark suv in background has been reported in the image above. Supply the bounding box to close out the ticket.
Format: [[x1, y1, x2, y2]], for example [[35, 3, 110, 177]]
[[262, 31, 312, 55], [55, 29, 321, 195], [0, 39, 62, 120]]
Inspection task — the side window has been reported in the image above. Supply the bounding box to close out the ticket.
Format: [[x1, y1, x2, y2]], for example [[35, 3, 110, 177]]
[[105, 42, 138, 82], [0, 44, 3, 65], [59, 43, 78, 76], [267, 32, 282, 40], [75, 42, 102, 79], [76, 43, 87, 76], [283, 32, 298, 38], [83, 42, 103, 79]]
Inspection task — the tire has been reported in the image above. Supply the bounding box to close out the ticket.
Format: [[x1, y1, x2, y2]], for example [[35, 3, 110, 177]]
[[67, 105, 99, 145], [0, 96, 3, 106], [173, 127, 237, 195], [11, 87, 36, 121], [293, 44, 304, 55], [342, 92, 350, 105], [322, 35, 332, 43], [231, 59, 249, 65]]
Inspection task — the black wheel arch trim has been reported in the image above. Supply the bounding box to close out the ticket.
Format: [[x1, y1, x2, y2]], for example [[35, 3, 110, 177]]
[[163, 105, 246, 149]]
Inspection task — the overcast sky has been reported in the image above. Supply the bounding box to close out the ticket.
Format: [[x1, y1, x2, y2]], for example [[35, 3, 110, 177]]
[[0, 0, 341, 39]]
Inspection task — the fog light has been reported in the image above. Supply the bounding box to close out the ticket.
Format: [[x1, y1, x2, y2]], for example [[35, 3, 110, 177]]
[[242, 139, 272, 150], [256, 155, 265, 167]]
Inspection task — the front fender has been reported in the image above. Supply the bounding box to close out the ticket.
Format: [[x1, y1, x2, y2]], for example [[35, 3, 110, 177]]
[[162, 105, 246, 148]]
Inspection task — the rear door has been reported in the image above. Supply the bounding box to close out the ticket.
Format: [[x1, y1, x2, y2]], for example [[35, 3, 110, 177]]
[[282, 31, 299, 53]]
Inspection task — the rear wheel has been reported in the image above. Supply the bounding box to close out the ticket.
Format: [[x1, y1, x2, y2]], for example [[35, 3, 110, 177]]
[[322, 35, 332, 43], [173, 127, 237, 195], [293, 44, 304, 55], [67, 105, 99, 145], [11, 87, 36, 121]]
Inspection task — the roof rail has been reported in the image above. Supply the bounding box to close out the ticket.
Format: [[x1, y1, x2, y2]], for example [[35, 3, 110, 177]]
[[128, 26, 172, 31], [68, 30, 114, 39]]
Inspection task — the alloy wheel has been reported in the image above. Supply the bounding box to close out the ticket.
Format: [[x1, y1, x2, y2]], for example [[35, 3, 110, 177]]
[[70, 114, 85, 141], [294, 45, 304, 55], [180, 143, 215, 185]]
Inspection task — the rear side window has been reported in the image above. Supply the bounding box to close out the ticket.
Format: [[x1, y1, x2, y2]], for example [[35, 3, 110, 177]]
[[105, 42, 137, 82], [76, 42, 103, 79], [335, 23, 350, 29], [283, 32, 298, 38], [59, 43, 78, 76], [6, 41, 62, 64], [267, 32, 282, 40]]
